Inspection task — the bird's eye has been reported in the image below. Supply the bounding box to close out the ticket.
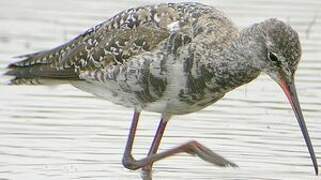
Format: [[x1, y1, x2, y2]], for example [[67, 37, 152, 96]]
[[268, 52, 279, 62]]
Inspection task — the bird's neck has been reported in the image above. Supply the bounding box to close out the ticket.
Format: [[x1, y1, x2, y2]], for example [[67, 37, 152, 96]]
[[236, 23, 266, 66], [205, 26, 263, 92]]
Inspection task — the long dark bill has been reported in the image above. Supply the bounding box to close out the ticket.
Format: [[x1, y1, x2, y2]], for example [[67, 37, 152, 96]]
[[279, 79, 318, 175]]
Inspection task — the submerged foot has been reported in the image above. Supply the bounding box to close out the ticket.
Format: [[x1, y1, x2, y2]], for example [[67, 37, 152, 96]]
[[141, 169, 153, 180]]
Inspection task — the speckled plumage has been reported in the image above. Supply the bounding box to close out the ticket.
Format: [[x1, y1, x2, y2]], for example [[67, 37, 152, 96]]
[[5, 2, 319, 176], [5, 2, 302, 116], [6, 2, 242, 114]]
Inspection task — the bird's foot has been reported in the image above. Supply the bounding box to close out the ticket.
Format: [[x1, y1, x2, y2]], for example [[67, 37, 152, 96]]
[[184, 140, 238, 167], [141, 168, 153, 180]]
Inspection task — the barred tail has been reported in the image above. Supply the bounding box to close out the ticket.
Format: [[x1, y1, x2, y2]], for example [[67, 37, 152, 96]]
[[5, 50, 79, 85]]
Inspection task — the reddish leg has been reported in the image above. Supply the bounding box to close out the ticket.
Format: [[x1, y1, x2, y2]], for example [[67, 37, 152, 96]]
[[122, 111, 237, 180], [122, 111, 141, 169], [141, 117, 168, 179], [122, 112, 168, 171]]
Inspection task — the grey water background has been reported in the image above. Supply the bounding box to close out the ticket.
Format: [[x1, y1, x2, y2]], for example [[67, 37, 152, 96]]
[[0, 0, 320, 179]]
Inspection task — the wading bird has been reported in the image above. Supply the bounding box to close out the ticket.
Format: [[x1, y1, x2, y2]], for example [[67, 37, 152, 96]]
[[5, 2, 318, 179]]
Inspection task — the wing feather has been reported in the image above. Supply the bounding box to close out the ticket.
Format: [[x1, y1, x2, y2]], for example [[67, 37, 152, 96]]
[[6, 2, 221, 85]]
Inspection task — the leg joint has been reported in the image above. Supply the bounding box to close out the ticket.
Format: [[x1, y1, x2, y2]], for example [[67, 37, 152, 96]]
[[122, 155, 140, 170]]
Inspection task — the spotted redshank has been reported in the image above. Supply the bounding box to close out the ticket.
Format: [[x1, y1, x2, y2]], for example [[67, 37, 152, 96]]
[[5, 2, 319, 178]]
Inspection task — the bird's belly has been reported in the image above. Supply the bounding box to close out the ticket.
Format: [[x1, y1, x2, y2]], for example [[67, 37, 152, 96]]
[[71, 81, 140, 109], [144, 100, 205, 114], [144, 93, 224, 115], [71, 81, 223, 114]]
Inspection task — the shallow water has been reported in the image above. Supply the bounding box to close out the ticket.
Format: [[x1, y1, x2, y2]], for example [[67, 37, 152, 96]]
[[0, 0, 320, 179]]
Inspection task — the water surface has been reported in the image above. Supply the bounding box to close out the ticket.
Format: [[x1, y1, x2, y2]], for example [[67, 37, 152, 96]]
[[0, 0, 320, 179]]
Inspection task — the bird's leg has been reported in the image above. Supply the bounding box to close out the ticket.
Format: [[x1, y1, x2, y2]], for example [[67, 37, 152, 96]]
[[123, 139, 238, 170], [122, 112, 237, 175], [122, 112, 168, 179], [141, 118, 168, 178], [144, 140, 238, 167], [122, 111, 141, 170]]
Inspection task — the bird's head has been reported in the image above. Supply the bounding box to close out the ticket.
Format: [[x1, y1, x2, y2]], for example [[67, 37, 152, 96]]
[[255, 18, 318, 175], [258, 18, 301, 83]]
